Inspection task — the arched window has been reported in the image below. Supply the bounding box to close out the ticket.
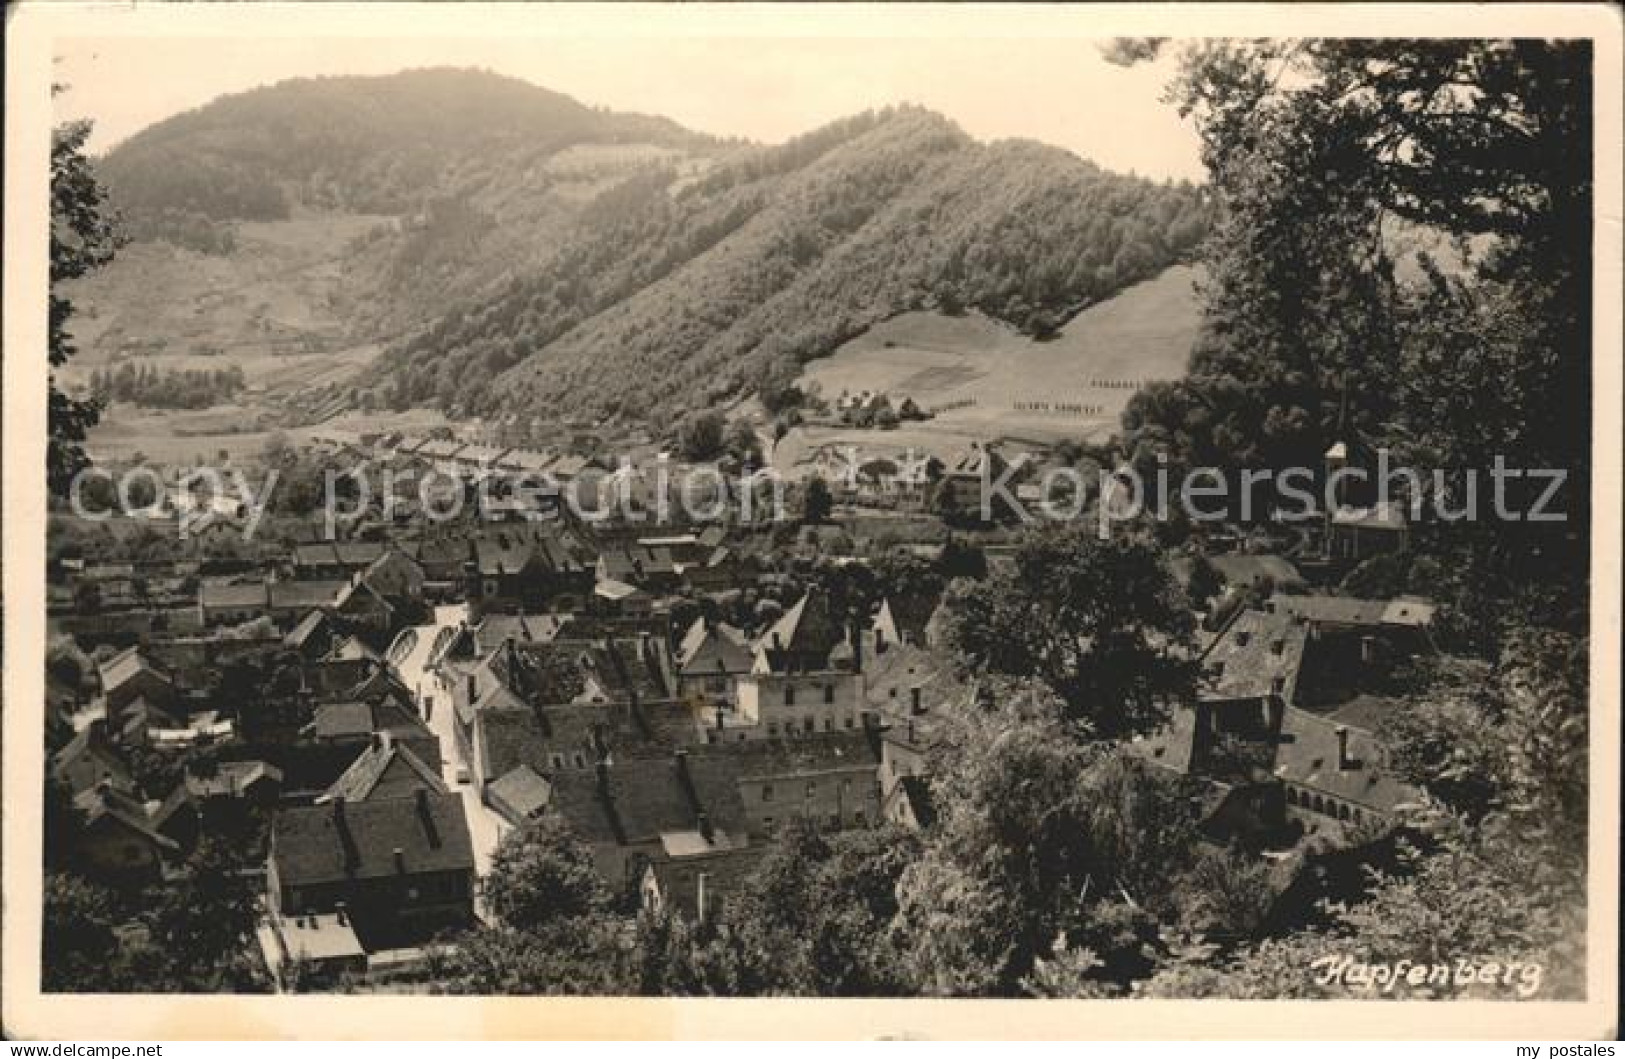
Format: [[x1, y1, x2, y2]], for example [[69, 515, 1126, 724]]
[[1338, 803, 1351, 821]]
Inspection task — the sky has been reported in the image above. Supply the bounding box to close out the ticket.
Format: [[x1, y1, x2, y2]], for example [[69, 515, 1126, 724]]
[[51, 9, 1205, 183]]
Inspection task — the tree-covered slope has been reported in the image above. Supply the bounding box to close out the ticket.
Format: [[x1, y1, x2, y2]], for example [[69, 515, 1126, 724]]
[[370, 106, 1209, 422]]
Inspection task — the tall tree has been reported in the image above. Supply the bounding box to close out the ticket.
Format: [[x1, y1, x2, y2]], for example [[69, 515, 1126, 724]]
[[940, 524, 1195, 737], [50, 117, 123, 496]]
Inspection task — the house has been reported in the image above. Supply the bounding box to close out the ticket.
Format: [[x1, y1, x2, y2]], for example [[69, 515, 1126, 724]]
[[307, 699, 442, 779], [594, 578, 650, 617], [198, 579, 348, 627], [51, 720, 133, 795], [267, 789, 476, 951], [868, 592, 942, 651], [317, 733, 447, 804], [410, 536, 473, 586], [883, 773, 936, 831], [1200, 608, 1310, 709], [69, 782, 180, 879], [640, 842, 772, 924], [597, 544, 682, 593], [730, 731, 883, 836], [1131, 635, 1421, 843], [359, 548, 425, 602], [185, 760, 284, 806], [864, 641, 961, 724], [446, 639, 590, 765], [332, 577, 396, 635], [270, 580, 350, 622], [197, 581, 269, 626], [97, 647, 176, 733], [284, 609, 340, 660], [1327, 501, 1410, 562], [673, 617, 754, 714], [548, 750, 749, 889], [722, 589, 866, 742], [935, 443, 1017, 520]]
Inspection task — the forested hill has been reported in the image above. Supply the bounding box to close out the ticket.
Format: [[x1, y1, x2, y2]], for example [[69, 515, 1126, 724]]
[[97, 67, 716, 244], [91, 69, 1207, 426], [369, 106, 1209, 422]]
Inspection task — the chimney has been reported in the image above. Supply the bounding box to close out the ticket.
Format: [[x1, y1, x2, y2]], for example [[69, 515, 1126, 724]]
[[1360, 635, 1377, 665], [698, 811, 714, 844], [393, 847, 406, 874], [1335, 725, 1353, 771], [335, 901, 348, 926]]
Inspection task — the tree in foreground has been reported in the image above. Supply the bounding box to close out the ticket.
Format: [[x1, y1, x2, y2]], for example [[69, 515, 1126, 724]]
[[49, 116, 123, 496], [940, 523, 1195, 737], [482, 814, 610, 931]]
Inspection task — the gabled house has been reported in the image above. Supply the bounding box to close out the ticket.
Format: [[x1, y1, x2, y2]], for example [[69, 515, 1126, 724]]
[[51, 719, 133, 795], [268, 789, 475, 952], [317, 733, 447, 804], [97, 648, 176, 733], [69, 782, 180, 879], [673, 617, 754, 714]]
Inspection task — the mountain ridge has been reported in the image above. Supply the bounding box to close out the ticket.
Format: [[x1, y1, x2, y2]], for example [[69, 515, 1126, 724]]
[[85, 69, 1210, 430]]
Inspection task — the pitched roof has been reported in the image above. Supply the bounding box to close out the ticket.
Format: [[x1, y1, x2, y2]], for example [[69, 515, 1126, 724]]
[[311, 698, 432, 743], [727, 730, 881, 780], [51, 725, 132, 789], [1266, 593, 1436, 629], [97, 648, 170, 694], [755, 588, 847, 672], [285, 609, 336, 651], [269, 580, 348, 610], [186, 760, 283, 799], [272, 792, 474, 887], [1200, 609, 1309, 703], [487, 765, 553, 821], [645, 843, 772, 921], [675, 618, 753, 677], [318, 738, 447, 803], [74, 784, 179, 852], [198, 581, 270, 608], [1273, 708, 1418, 813], [549, 753, 747, 849], [473, 613, 567, 653]]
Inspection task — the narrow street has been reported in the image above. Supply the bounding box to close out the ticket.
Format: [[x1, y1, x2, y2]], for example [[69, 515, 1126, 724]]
[[391, 603, 507, 882]]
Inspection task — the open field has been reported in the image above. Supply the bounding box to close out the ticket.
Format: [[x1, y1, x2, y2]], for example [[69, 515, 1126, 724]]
[[60, 208, 394, 385], [85, 402, 453, 466], [777, 264, 1201, 473]]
